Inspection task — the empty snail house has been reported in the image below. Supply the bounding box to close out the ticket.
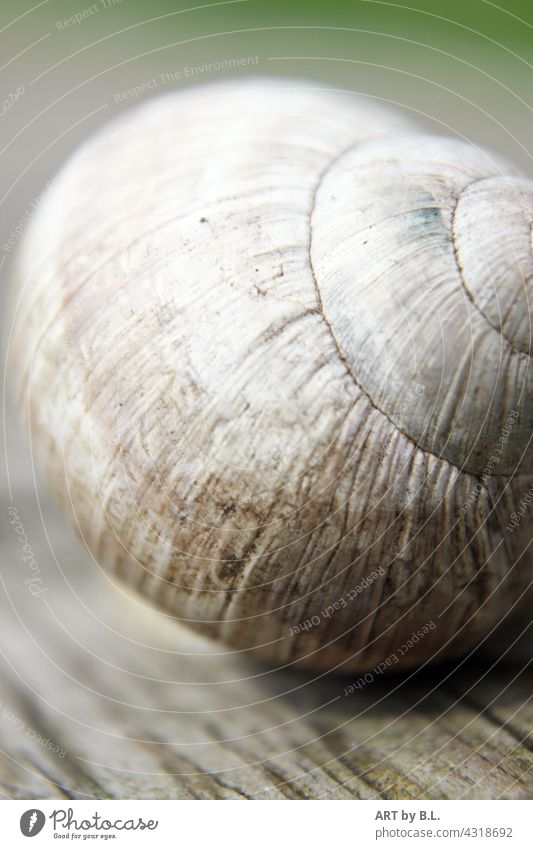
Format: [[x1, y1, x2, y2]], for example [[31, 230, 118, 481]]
[[10, 79, 533, 673]]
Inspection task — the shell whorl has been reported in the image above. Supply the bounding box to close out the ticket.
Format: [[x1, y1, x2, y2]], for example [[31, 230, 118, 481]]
[[312, 136, 533, 476], [10, 80, 533, 671]]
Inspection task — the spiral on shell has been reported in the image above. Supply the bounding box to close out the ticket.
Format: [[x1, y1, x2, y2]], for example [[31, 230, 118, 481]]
[[9, 79, 533, 671]]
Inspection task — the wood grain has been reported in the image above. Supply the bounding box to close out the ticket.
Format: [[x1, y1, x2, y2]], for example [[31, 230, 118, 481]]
[[1, 488, 531, 800]]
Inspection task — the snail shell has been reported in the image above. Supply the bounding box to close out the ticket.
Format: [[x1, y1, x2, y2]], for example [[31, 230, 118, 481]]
[[10, 79, 533, 671]]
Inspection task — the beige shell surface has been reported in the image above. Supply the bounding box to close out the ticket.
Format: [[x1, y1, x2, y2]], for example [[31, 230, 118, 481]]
[[10, 79, 533, 672]]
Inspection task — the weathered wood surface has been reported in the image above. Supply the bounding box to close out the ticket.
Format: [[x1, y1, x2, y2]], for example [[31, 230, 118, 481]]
[[0, 485, 531, 800]]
